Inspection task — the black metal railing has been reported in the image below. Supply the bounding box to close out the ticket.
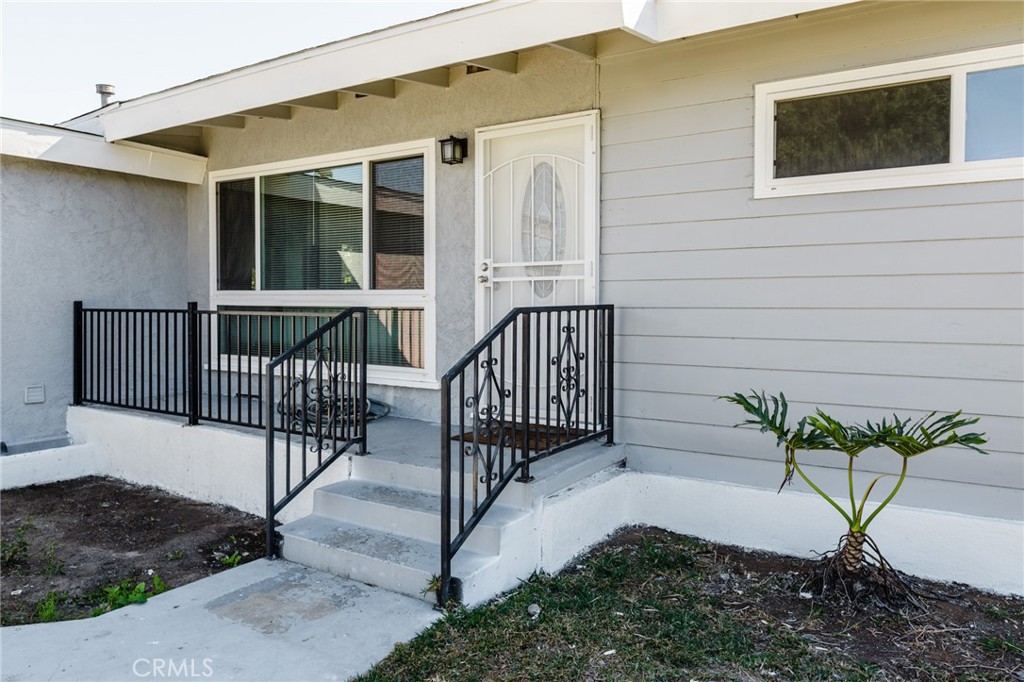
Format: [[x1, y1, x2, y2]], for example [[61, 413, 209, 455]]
[[265, 308, 368, 557], [74, 301, 367, 557], [74, 302, 193, 419], [439, 304, 614, 606], [73, 301, 359, 431]]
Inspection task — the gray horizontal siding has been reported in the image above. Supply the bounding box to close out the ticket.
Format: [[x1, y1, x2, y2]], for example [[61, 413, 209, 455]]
[[616, 337, 1023, 383], [616, 364, 1021, 419], [603, 238, 1022, 280], [597, 2, 1024, 520], [602, 183, 1023, 226], [617, 418, 1020, 488], [604, 274, 1024, 310], [601, 203, 1024, 247], [621, 308, 1022, 346], [614, 390, 1024, 455], [626, 445, 1022, 521]]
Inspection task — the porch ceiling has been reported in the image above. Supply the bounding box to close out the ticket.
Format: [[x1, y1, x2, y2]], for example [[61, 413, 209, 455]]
[[126, 47, 556, 153]]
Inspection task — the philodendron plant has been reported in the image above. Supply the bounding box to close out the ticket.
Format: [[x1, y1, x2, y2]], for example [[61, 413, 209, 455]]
[[721, 391, 987, 583]]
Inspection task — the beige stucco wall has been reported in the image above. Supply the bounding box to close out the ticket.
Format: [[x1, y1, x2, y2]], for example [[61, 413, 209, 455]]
[[188, 46, 597, 420], [0, 155, 188, 450]]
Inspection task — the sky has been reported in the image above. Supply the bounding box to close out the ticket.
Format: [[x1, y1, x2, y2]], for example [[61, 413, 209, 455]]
[[0, 1, 481, 125]]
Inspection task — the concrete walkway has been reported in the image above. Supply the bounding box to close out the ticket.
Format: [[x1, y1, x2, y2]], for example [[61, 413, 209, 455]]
[[1, 559, 439, 682]]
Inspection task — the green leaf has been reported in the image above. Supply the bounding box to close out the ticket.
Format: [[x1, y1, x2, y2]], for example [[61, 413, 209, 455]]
[[719, 390, 791, 445], [876, 410, 987, 457], [719, 391, 987, 534]]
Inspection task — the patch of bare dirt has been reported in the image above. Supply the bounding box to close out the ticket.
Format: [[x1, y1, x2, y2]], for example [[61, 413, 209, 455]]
[[1, 476, 263, 625]]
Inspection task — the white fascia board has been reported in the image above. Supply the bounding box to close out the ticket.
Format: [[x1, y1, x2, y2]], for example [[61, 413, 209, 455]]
[[652, 0, 862, 42], [0, 119, 207, 184], [98, 0, 624, 141], [621, 0, 660, 41], [60, 103, 119, 134], [58, 115, 106, 135]]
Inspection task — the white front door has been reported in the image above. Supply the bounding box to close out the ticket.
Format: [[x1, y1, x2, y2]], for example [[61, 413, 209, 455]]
[[475, 111, 599, 336]]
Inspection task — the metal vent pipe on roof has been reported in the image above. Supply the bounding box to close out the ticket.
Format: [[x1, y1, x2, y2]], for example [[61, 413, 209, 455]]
[[96, 84, 115, 107]]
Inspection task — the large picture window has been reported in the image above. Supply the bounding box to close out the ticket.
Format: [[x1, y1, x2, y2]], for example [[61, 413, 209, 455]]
[[755, 45, 1023, 197], [209, 140, 435, 385]]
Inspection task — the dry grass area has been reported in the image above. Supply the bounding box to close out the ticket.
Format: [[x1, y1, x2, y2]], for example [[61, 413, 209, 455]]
[[359, 527, 1023, 682]]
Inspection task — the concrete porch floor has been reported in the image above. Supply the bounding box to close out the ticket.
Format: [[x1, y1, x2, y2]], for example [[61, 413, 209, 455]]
[[362, 415, 444, 467], [0, 558, 439, 682], [205, 406, 619, 485]]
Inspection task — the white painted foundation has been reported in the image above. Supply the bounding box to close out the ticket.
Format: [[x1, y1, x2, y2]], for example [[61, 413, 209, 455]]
[[0, 444, 101, 489], [4, 406, 351, 524], [537, 470, 1022, 598], [627, 472, 1024, 597], [3, 405, 1021, 597]]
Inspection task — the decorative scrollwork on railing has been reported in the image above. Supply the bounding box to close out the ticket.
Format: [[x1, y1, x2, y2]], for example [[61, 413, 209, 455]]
[[278, 346, 347, 454], [551, 325, 586, 430], [464, 356, 511, 484]]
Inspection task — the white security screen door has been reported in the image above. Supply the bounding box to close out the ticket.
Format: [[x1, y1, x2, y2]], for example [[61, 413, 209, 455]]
[[475, 111, 599, 336]]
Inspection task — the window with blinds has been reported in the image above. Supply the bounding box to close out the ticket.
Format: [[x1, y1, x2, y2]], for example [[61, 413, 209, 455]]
[[372, 157, 424, 290], [213, 151, 428, 372], [261, 164, 364, 290], [216, 156, 424, 293]]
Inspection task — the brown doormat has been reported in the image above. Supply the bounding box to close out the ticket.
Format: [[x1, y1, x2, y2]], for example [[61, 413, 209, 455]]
[[453, 424, 589, 452]]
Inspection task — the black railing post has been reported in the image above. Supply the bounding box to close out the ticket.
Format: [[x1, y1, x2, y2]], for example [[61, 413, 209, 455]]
[[265, 361, 277, 558], [439, 376, 452, 607], [359, 309, 368, 456], [606, 306, 615, 445], [73, 301, 84, 406], [186, 302, 200, 426], [516, 311, 534, 483]]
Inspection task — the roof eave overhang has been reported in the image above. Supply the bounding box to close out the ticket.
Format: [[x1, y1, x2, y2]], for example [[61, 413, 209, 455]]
[[1, 118, 207, 184], [97, 0, 861, 142]]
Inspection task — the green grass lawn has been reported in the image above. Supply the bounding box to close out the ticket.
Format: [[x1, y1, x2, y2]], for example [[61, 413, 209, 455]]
[[356, 531, 881, 682]]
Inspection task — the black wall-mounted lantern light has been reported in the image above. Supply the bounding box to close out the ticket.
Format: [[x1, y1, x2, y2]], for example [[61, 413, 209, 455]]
[[440, 136, 468, 165]]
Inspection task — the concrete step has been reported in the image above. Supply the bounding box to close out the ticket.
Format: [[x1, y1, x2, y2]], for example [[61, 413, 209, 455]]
[[350, 454, 478, 499], [278, 418, 628, 606], [277, 515, 497, 603], [312, 480, 530, 555]]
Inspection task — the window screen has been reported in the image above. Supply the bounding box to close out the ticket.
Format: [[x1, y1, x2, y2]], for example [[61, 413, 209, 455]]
[[217, 306, 424, 369], [774, 78, 951, 178], [368, 308, 424, 368], [371, 157, 424, 290], [217, 179, 256, 290]]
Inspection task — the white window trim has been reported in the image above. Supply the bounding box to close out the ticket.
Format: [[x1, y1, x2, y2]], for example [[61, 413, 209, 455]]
[[754, 44, 1024, 198], [207, 138, 438, 389]]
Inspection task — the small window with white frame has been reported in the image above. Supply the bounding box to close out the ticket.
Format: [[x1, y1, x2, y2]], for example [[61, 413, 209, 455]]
[[208, 139, 436, 387], [754, 44, 1023, 197]]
